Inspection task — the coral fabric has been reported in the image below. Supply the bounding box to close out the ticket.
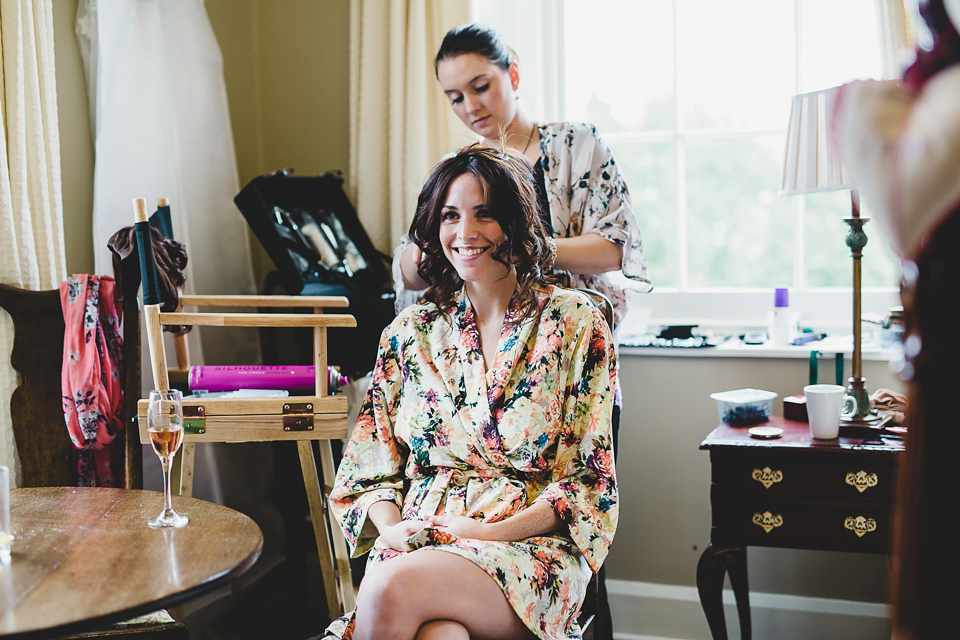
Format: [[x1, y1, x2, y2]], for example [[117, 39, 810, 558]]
[[60, 275, 124, 486]]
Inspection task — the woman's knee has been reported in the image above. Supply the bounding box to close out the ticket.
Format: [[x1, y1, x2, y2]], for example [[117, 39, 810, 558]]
[[415, 620, 469, 640], [356, 553, 480, 623], [356, 555, 431, 621], [356, 551, 531, 639]]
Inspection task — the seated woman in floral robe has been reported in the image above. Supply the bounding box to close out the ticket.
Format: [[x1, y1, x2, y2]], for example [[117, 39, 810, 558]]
[[322, 144, 618, 640]]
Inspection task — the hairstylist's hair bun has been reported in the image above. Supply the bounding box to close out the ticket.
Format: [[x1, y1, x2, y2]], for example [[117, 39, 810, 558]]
[[435, 23, 512, 76]]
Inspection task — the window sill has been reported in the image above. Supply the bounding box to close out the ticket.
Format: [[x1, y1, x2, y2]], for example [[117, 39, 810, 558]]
[[619, 335, 902, 362]]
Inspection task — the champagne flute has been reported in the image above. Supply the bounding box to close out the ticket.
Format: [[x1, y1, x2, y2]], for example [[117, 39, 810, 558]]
[[147, 389, 188, 528]]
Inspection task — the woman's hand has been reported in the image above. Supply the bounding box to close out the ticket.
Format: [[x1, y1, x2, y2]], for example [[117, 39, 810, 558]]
[[424, 514, 495, 540], [429, 502, 562, 543], [378, 519, 431, 551]]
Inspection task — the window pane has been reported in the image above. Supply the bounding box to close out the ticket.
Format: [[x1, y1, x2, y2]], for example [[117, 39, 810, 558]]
[[685, 136, 793, 287], [676, 0, 794, 130], [610, 140, 678, 287], [799, 0, 882, 92], [563, 0, 674, 132], [804, 191, 854, 287], [559, 0, 896, 294]]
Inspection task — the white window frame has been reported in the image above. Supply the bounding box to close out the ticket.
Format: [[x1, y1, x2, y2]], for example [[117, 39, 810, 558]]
[[473, 0, 902, 336]]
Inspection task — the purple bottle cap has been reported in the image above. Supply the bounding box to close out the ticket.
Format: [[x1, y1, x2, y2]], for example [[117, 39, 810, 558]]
[[774, 288, 789, 308]]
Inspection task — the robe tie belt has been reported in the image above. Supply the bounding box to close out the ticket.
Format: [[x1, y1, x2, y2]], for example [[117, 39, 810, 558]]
[[412, 466, 537, 517]]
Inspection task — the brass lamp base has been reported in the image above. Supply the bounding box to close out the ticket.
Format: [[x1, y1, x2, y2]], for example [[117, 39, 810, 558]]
[[840, 382, 883, 425], [839, 376, 890, 438]]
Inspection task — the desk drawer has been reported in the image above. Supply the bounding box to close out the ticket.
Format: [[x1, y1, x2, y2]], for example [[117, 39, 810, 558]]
[[711, 453, 898, 501], [712, 500, 893, 553]]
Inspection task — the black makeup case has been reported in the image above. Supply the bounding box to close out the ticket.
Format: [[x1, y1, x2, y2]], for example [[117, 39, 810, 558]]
[[234, 169, 395, 378]]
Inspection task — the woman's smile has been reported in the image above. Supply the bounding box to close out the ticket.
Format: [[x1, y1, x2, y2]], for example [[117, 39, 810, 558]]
[[455, 246, 489, 258]]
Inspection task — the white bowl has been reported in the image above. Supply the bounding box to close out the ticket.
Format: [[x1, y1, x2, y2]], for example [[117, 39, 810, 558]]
[[710, 388, 778, 425]]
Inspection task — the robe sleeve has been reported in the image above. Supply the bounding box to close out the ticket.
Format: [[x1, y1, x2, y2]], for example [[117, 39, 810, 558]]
[[329, 322, 408, 557], [573, 125, 651, 291], [534, 304, 618, 572]]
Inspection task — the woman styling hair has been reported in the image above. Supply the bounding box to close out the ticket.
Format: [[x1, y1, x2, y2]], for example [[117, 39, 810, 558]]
[[393, 22, 652, 330], [320, 144, 618, 640]]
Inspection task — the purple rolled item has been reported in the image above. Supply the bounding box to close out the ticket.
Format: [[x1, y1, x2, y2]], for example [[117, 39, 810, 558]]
[[774, 287, 789, 308], [189, 365, 348, 393]]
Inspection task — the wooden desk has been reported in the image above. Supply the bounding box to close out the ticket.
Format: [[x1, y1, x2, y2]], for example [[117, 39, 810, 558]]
[[0, 487, 263, 638], [697, 416, 903, 640]]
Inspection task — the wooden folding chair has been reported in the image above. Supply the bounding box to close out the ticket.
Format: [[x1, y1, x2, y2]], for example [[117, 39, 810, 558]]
[[130, 199, 357, 619]]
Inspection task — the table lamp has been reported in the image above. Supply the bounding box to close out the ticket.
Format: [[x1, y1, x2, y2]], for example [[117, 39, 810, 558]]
[[779, 86, 882, 426]]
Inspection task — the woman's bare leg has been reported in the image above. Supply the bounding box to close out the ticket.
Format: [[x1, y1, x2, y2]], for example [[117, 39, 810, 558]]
[[352, 550, 536, 640], [415, 620, 470, 640]]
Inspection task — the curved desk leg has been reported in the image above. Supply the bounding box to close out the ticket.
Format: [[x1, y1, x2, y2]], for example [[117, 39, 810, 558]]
[[697, 544, 751, 640], [727, 546, 751, 640]]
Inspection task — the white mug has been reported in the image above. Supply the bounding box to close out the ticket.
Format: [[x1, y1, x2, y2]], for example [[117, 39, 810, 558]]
[[803, 384, 846, 439]]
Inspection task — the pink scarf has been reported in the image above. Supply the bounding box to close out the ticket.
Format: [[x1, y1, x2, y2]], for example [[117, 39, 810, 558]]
[[60, 275, 124, 486]]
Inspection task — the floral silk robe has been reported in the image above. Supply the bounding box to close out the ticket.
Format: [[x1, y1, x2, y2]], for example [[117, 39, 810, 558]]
[[324, 285, 618, 640]]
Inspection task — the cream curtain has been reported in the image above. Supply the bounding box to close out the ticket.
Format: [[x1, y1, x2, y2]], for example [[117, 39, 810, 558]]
[[75, 0, 258, 377], [348, 0, 472, 252], [0, 0, 66, 484], [876, 0, 914, 79]]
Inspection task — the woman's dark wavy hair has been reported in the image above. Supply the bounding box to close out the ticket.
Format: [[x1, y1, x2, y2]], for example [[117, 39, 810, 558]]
[[409, 143, 554, 323], [435, 23, 512, 76]]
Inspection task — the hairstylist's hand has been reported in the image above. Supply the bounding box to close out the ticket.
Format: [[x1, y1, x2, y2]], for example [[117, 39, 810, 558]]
[[378, 519, 430, 551], [424, 514, 494, 541]]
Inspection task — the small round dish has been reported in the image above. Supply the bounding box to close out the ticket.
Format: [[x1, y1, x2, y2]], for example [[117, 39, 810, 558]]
[[748, 426, 783, 439]]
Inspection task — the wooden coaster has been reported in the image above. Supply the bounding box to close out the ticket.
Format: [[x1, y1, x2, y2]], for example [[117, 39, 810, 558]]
[[748, 426, 783, 439]]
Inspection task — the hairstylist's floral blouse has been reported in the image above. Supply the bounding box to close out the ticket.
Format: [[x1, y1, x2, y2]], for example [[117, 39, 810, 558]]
[[322, 285, 618, 640], [537, 121, 651, 327]]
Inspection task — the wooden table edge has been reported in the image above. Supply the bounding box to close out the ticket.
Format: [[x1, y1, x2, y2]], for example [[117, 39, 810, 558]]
[[1, 489, 264, 640]]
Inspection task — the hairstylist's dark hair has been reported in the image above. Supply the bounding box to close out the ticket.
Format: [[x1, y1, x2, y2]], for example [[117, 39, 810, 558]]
[[435, 23, 512, 76], [409, 143, 554, 322]]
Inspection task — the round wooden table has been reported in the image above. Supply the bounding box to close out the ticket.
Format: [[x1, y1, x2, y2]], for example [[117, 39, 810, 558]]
[[0, 487, 263, 638]]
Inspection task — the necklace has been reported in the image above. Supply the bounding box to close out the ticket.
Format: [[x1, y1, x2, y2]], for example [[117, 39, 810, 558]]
[[521, 122, 538, 154]]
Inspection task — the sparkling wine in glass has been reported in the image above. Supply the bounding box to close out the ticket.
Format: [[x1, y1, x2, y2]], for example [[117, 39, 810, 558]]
[[147, 389, 188, 528]]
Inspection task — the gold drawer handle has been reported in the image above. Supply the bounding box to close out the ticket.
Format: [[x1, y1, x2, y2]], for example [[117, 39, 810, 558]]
[[751, 467, 783, 489], [752, 511, 783, 533], [844, 516, 877, 537], [845, 471, 878, 493]]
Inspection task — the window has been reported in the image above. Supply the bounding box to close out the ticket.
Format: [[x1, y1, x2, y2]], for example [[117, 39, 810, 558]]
[[472, 0, 903, 330], [562, 0, 898, 293]]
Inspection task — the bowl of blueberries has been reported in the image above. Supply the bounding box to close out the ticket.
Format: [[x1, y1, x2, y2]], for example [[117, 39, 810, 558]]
[[710, 388, 778, 426]]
